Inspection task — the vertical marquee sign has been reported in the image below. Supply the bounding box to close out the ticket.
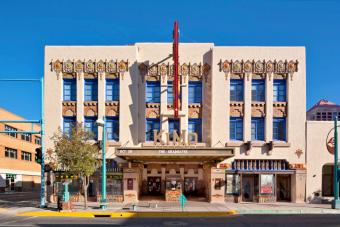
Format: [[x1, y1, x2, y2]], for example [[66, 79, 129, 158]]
[[173, 21, 179, 119]]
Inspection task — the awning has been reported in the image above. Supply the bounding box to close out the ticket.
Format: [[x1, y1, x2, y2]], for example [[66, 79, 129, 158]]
[[115, 147, 234, 162]]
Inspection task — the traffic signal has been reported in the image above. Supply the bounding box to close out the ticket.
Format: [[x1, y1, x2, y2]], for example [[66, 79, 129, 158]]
[[35, 147, 42, 164]]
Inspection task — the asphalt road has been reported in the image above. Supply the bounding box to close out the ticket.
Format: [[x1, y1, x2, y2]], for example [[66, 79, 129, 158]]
[[1, 214, 340, 227]]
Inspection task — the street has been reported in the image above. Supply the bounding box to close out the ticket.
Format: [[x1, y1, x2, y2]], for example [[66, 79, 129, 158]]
[[1, 214, 340, 227]]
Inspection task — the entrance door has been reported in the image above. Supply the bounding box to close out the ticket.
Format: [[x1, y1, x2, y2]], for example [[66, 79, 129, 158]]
[[147, 177, 161, 195], [5, 176, 15, 192], [184, 177, 198, 196], [277, 175, 291, 201], [242, 175, 254, 202]]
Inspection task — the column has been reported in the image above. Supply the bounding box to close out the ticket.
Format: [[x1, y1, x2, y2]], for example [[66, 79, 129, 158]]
[[181, 76, 188, 144], [243, 75, 252, 141], [226, 76, 230, 141], [265, 74, 273, 142], [76, 73, 84, 123], [287, 77, 292, 143], [160, 76, 168, 141]]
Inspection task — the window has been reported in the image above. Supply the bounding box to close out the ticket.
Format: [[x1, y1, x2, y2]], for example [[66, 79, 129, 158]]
[[63, 79, 76, 101], [230, 79, 244, 102], [273, 118, 286, 141], [84, 79, 98, 101], [21, 151, 32, 161], [251, 117, 265, 141], [188, 118, 202, 142], [146, 81, 160, 103], [5, 148, 17, 159], [21, 133, 31, 142], [106, 79, 119, 101], [146, 118, 160, 141], [273, 80, 286, 102], [84, 117, 98, 140], [63, 117, 76, 137], [35, 137, 41, 145], [168, 119, 180, 140], [5, 125, 17, 138], [106, 117, 119, 141], [188, 81, 202, 104], [230, 117, 243, 141], [167, 81, 182, 104], [252, 79, 265, 102]]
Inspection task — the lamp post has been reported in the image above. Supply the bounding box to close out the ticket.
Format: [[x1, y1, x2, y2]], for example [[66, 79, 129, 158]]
[[96, 117, 107, 209], [332, 116, 340, 209]]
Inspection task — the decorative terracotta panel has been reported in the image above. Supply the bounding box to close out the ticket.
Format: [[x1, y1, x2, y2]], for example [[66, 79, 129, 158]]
[[145, 103, 160, 118], [273, 102, 287, 117], [105, 101, 119, 117], [188, 104, 202, 118], [251, 102, 266, 117], [230, 102, 244, 117], [62, 101, 77, 117], [84, 101, 98, 117]]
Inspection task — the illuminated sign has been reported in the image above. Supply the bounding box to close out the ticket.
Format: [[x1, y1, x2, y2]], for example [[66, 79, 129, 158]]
[[153, 130, 198, 146]]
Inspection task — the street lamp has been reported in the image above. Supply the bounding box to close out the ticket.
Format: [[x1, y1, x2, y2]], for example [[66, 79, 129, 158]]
[[326, 116, 340, 209], [96, 117, 107, 209]]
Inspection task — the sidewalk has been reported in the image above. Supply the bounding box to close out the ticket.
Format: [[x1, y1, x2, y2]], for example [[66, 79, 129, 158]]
[[3, 200, 340, 217]]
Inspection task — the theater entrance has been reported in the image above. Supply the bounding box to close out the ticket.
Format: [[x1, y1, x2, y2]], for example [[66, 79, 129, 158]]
[[147, 177, 161, 195], [184, 177, 198, 196]]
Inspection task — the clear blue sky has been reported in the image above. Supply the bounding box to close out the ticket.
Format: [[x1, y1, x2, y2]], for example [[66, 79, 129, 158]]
[[0, 0, 339, 120]]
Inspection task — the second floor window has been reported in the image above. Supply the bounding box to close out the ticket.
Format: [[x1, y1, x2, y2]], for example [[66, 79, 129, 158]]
[[252, 79, 265, 102], [167, 81, 182, 104], [21, 151, 32, 161], [146, 81, 160, 103], [273, 117, 286, 141], [188, 81, 202, 104], [273, 80, 286, 102], [230, 117, 243, 141], [5, 125, 17, 138], [21, 133, 31, 142], [84, 79, 98, 101], [5, 147, 17, 159], [106, 79, 119, 101], [251, 117, 265, 141], [63, 79, 76, 101], [63, 117, 76, 137], [230, 79, 244, 102], [84, 117, 98, 140], [188, 118, 202, 142], [169, 119, 180, 141], [106, 117, 119, 141], [146, 118, 160, 141]]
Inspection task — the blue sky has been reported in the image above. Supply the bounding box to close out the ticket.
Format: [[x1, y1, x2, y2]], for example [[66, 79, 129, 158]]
[[0, 0, 339, 119]]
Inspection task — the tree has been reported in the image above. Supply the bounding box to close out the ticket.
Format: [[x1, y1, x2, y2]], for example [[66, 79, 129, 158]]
[[51, 123, 100, 209]]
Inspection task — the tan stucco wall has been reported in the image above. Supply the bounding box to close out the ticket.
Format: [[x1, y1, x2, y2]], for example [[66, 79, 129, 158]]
[[306, 121, 340, 202]]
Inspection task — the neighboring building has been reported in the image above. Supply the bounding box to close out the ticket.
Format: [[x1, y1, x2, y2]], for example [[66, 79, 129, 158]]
[[44, 44, 306, 203], [307, 99, 340, 121], [0, 108, 41, 192]]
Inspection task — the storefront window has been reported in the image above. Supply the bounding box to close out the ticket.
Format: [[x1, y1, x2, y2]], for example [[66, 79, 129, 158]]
[[225, 174, 240, 195], [166, 178, 182, 191], [260, 174, 275, 195]]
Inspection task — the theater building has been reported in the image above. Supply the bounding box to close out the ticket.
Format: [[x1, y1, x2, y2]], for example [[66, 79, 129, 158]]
[[44, 43, 306, 203]]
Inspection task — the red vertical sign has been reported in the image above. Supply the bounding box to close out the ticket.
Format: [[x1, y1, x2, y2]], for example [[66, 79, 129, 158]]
[[173, 21, 179, 119]]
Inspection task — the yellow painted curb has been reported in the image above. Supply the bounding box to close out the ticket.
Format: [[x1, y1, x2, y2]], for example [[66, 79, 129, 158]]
[[17, 210, 237, 218]]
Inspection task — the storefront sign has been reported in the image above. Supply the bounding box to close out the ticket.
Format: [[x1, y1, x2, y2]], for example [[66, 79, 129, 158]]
[[153, 130, 198, 146], [159, 150, 188, 154], [327, 137, 335, 155], [260, 174, 274, 194]]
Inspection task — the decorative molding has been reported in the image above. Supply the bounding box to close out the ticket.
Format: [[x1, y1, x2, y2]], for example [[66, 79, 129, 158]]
[[188, 105, 202, 118], [84, 101, 98, 117], [219, 59, 298, 78], [273, 102, 287, 117], [138, 62, 211, 82], [146, 103, 160, 118], [105, 101, 119, 117], [230, 102, 244, 117], [62, 101, 76, 117], [51, 59, 129, 76], [251, 102, 266, 117]]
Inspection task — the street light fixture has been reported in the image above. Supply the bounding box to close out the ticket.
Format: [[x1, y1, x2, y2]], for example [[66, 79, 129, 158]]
[[96, 117, 107, 209]]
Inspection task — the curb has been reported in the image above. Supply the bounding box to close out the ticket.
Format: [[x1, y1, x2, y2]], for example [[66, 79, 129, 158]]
[[17, 210, 237, 218], [237, 209, 340, 214]]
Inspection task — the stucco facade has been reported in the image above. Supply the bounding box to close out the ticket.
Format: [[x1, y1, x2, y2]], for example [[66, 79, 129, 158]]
[[44, 43, 306, 203]]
